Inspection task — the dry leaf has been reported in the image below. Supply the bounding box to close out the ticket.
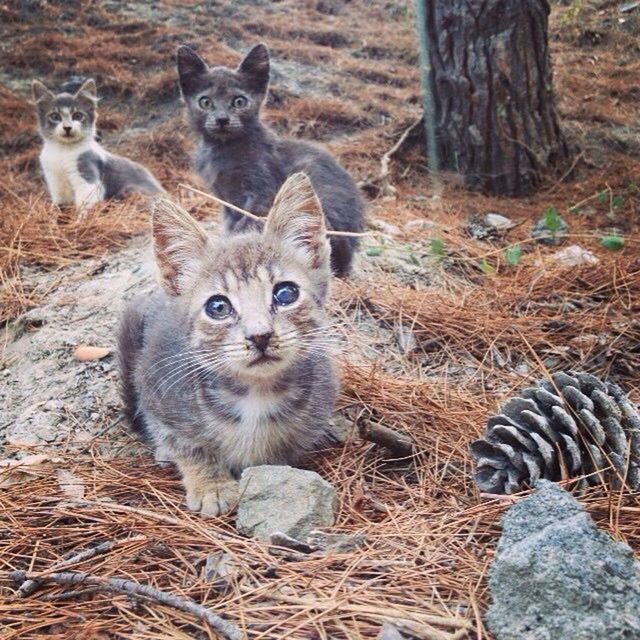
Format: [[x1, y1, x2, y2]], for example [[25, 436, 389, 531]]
[[0, 454, 51, 488], [73, 345, 112, 361], [56, 469, 85, 499], [0, 454, 50, 469]]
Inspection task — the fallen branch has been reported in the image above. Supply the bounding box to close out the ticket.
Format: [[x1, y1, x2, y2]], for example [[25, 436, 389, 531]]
[[358, 419, 415, 458], [379, 117, 424, 197], [179, 183, 370, 239], [9, 570, 244, 640], [17, 535, 146, 597], [269, 532, 317, 555]]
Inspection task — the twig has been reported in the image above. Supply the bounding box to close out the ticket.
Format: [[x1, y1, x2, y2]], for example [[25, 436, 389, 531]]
[[179, 183, 370, 238], [269, 532, 317, 554], [544, 151, 585, 195], [9, 570, 244, 640], [379, 117, 424, 197], [358, 418, 415, 458], [16, 535, 146, 597], [68, 498, 190, 527]]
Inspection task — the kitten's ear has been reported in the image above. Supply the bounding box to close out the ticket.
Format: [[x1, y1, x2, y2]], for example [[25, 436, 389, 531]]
[[265, 173, 329, 271], [75, 78, 98, 103], [238, 43, 269, 91], [31, 80, 54, 104], [152, 197, 210, 296], [177, 45, 208, 96]]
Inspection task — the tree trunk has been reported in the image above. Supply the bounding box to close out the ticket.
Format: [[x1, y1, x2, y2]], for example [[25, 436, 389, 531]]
[[415, 0, 571, 196]]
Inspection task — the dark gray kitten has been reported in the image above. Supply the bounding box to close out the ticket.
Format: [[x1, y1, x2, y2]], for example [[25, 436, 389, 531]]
[[33, 79, 163, 214], [176, 43, 364, 276], [118, 173, 338, 516]]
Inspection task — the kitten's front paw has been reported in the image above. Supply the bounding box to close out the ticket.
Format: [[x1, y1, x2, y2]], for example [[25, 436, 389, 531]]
[[186, 480, 239, 517]]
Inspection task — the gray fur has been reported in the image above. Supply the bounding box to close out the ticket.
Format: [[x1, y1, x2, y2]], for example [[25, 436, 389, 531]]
[[77, 150, 163, 199], [118, 177, 338, 515], [32, 79, 163, 210], [177, 43, 364, 277]]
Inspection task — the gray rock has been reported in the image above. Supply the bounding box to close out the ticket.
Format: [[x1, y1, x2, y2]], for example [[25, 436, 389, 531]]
[[487, 481, 640, 640], [465, 212, 513, 241], [484, 212, 515, 231], [377, 622, 406, 639], [236, 466, 336, 542], [529, 215, 568, 245], [307, 529, 366, 553]]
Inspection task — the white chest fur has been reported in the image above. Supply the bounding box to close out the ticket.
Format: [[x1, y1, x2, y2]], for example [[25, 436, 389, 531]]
[[39, 140, 106, 211], [219, 388, 288, 467]]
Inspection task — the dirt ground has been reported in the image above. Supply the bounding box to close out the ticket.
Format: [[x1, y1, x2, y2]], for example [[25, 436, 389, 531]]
[[1, 0, 639, 638]]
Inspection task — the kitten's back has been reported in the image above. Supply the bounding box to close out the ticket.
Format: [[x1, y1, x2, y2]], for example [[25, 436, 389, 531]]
[[78, 151, 163, 199]]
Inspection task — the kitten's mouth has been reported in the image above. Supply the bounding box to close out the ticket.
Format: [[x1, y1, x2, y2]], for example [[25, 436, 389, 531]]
[[247, 353, 281, 368]]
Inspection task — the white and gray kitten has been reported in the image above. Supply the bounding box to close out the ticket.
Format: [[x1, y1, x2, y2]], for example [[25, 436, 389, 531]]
[[32, 78, 163, 214], [118, 173, 338, 516]]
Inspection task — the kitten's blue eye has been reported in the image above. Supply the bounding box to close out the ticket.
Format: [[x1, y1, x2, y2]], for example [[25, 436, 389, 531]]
[[205, 295, 233, 319], [72, 111, 84, 121], [232, 95, 247, 108], [198, 96, 213, 110], [48, 112, 61, 123], [273, 282, 299, 307]]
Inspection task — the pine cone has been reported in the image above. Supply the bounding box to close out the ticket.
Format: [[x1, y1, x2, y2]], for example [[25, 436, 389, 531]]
[[470, 371, 640, 494]]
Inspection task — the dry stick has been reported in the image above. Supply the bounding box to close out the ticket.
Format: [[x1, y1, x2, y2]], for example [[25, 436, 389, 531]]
[[9, 570, 244, 640], [358, 418, 415, 458], [379, 116, 424, 197], [16, 535, 146, 597], [179, 183, 370, 238]]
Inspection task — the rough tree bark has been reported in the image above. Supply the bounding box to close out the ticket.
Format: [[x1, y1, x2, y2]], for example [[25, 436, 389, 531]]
[[415, 0, 571, 196]]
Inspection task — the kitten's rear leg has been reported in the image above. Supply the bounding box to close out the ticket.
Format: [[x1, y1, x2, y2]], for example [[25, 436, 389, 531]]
[[175, 456, 239, 517], [329, 235, 358, 277]]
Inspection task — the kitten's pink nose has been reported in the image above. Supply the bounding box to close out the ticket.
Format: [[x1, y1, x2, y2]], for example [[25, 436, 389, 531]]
[[247, 332, 273, 353]]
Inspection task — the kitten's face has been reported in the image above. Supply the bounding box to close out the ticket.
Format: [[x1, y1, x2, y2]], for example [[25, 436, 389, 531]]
[[153, 173, 331, 381], [32, 79, 97, 145], [177, 44, 269, 142], [188, 238, 325, 377]]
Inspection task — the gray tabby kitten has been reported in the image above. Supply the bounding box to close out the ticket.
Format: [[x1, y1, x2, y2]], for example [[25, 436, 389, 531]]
[[118, 173, 338, 516], [32, 79, 163, 214], [176, 43, 364, 277]]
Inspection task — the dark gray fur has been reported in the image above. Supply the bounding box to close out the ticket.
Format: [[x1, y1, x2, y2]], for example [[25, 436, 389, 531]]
[[176, 43, 364, 277], [119, 292, 337, 478], [77, 150, 163, 199]]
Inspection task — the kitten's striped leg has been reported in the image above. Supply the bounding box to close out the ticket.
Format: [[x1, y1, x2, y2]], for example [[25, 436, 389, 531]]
[[175, 456, 239, 517]]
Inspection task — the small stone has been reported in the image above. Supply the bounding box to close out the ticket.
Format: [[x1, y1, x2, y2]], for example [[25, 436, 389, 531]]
[[202, 551, 237, 583], [551, 245, 599, 268], [404, 218, 437, 232], [236, 466, 336, 542], [377, 622, 406, 639], [369, 218, 401, 236], [530, 215, 568, 245], [307, 530, 366, 553], [484, 213, 515, 230], [487, 481, 640, 640], [329, 414, 355, 444], [395, 325, 418, 354]]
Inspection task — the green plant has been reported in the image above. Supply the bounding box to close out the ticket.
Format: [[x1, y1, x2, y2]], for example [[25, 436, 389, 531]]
[[366, 246, 382, 257], [480, 258, 495, 275], [503, 245, 522, 265], [599, 234, 624, 251], [543, 207, 563, 234], [430, 238, 444, 258]]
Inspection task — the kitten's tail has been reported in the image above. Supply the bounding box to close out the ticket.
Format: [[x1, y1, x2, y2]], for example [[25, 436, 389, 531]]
[[117, 297, 149, 440]]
